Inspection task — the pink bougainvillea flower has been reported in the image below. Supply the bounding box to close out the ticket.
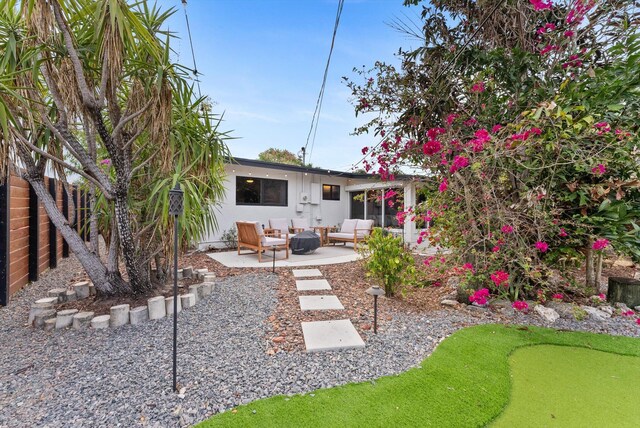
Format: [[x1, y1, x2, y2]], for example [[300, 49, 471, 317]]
[[463, 117, 478, 127], [535, 241, 549, 252], [491, 246, 500, 253], [491, 124, 503, 133], [432, 281, 442, 287], [423, 140, 443, 156], [471, 81, 485, 93], [636, 318, 640, 326], [552, 293, 564, 301], [512, 300, 529, 312], [539, 44, 558, 55], [423, 255, 435, 266], [395, 211, 407, 226], [530, 0, 553, 11], [446, 113, 459, 126], [591, 164, 606, 175], [427, 127, 446, 140], [622, 310, 635, 317], [438, 177, 448, 193], [592, 238, 609, 250], [490, 270, 510, 287], [361, 146, 369, 155], [594, 121, 611, 133], [564, 30, 575, 37], [449, 155, 470, 173], [501, 225, 514, 234], [100, 159, 111, 165], [462, 263, 475, 273], [597, 293, 606, 301], [559, 228, 568, 237], [469, 288, 490, 306]]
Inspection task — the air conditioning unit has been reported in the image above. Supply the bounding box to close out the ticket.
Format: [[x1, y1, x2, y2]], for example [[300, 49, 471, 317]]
[[300, 192, 309, 203]]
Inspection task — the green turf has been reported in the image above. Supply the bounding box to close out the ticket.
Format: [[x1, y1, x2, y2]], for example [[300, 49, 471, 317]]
[[492, 345, 640, 428], [197, 325, 640, 428]]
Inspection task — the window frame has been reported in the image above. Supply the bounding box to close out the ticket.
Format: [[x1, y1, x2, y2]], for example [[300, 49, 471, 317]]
[[322, 184, 341, 201], [235, 176, 288, 207]]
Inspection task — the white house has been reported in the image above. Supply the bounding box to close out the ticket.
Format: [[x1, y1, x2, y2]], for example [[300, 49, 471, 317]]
[[199, 157, 423, 249]]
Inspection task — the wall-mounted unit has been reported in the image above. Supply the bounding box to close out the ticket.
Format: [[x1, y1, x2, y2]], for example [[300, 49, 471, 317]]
[[299, 192, 309, 204], [310, 183, 321, 205]]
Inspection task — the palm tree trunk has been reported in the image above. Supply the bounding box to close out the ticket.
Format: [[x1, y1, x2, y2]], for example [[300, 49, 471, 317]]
[[114, 190, 150, 293], [26, 175, 128, 294]]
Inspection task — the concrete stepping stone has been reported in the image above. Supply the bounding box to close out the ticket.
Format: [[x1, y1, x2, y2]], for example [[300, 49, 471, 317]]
[[295, 279, 332, 291], [299, 295, 344, 311], [292, 269, 323, 278], [301, 319, 365, 352]]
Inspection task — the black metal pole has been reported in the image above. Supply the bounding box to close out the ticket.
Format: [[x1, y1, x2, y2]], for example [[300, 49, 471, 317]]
[[172, 214, 178, 392], [373, 295, 378, 334]]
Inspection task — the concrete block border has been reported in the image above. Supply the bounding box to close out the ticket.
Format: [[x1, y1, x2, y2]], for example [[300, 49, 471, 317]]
[[28, 268, 217, 332]]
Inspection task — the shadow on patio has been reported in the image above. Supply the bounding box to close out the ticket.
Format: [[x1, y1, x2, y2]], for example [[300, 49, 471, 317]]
[[207, 245, 361, 268]]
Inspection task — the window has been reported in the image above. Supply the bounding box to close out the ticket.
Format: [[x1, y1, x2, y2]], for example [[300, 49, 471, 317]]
[[322, 184, 340, 201], [236, 176, 287, 206]]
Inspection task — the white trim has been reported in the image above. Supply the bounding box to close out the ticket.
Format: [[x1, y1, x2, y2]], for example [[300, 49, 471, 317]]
[[344, 181, 405, 192]]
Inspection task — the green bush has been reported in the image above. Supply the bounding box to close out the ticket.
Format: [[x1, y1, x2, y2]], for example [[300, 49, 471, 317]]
[[359, 228, 416, 297]]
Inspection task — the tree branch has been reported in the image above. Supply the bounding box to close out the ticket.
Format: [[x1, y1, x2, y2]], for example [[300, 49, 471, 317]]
[[50, 0, 96, 109], [112, 97, 155, 141]]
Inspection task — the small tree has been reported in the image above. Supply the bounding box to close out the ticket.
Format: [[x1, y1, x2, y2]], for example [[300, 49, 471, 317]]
[[258, 148, 304, 166], [0, 0, 229, 294]]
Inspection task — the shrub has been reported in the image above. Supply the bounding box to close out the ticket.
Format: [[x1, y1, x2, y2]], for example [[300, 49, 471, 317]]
[[221, 227, 238, 250], [360, 228, 416, 297]]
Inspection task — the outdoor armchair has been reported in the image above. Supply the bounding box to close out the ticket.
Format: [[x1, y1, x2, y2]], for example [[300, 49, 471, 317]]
[[267, 218, 291, 237], [327, 219, 374, 250], [236, 221, 289, 262], [291, 218, 312, 234]]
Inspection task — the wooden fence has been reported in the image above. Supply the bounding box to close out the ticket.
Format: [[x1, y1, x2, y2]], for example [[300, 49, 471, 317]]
[[0, 173, 90, 306]]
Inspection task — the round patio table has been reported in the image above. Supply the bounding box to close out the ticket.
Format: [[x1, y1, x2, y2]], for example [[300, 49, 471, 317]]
[[290, 230, 321, 255]]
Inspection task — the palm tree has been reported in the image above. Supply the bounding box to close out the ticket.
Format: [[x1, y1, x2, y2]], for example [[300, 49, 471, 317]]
[[0, 0, 229, 294]]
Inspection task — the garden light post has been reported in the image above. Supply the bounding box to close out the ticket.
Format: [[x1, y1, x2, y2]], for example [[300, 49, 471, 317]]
[[365, 285, 385, 334], [168, 183, 184, 392]]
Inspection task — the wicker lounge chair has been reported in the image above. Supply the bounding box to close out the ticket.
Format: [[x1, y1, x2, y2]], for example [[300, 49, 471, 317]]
[[327, 219, 374, 250], [236, 221, 289, 262]]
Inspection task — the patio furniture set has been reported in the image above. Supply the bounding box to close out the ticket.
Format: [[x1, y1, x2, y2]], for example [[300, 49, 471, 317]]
[[235, 218, 374, 262]]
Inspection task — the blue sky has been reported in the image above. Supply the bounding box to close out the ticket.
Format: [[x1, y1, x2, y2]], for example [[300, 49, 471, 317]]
[[155, 0, 422, 171]]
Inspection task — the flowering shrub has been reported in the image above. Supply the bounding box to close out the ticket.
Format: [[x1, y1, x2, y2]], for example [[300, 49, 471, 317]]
[[469, 288, 490, 306], [552, 293, 564, 302], [347, 0, 640, 301], [512, 301, 529, 312]]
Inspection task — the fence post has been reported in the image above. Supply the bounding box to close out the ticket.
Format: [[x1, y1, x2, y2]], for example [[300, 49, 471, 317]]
[[28, 183, 39, 282], [48, 178, 57, 269], [0, 175, 9, 306], [62, 186, 69, 258]]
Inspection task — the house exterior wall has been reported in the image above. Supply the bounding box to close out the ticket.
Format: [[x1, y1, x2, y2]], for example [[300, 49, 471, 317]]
[[199, 164, 374, 249]]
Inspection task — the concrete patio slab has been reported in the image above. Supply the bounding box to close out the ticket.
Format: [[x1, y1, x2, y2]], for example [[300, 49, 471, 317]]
[[207, 245, 360, 268], [295, 279, 332, 291], [299, 295, 344, 311], [292, 269, 323, 278], [301, 319, 365, 352]]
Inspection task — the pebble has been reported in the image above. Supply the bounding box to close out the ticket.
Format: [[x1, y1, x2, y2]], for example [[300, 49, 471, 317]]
[[1, 255, 638, 427]]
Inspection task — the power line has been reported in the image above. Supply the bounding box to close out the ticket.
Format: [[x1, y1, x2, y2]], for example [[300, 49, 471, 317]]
[[351, 0, 505, 170], [181, 0, 202, 98], [304, 0, 345, 163]]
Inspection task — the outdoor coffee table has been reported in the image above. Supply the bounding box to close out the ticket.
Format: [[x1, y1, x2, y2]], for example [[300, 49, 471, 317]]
[[290, 230, 321, 255]]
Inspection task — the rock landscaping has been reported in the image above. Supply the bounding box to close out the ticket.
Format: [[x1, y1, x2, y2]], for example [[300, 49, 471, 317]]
[[1, 252, 638, 427]]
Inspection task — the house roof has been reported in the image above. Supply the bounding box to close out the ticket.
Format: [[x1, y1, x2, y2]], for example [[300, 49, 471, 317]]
[[227, 157, 418, 180]]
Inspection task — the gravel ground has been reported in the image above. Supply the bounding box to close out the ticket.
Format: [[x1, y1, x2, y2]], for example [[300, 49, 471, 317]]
[[1, 256, 638, 427]]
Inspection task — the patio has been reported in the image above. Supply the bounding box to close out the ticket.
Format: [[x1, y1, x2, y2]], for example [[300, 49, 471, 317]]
[[207, 245, 361, 268]]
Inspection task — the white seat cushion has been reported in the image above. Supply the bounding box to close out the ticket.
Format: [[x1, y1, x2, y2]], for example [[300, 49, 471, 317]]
[[340, 219, 358, 233], [269, 218, 290, 233], [356, 219, 374, 233], [291, 218, 310, 231], [328, 232, 355, 240], [264, 236, 287, 246]]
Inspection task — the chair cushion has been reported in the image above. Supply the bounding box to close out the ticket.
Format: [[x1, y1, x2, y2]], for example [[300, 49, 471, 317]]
[[328, 232, 356, 240], [340, 219, 358, 233], [264, 236, 287, 246], [291, 218, 310, 231], [356, 219, 374, 233], [253, 222, 266, 244], [269, 218, 290, 233]]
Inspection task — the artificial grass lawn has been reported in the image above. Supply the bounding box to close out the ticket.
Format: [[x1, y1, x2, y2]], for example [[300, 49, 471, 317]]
[[198, 325, 640, 428], [493, 345, 640, 427]]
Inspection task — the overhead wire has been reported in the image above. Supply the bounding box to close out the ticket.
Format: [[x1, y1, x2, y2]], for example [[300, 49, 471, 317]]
[[181, 0, 202, 98], [350, 0, 505, 171], [304, 0, 345, 164]]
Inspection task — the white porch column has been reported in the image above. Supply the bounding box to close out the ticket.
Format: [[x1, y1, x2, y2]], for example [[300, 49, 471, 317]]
[[403, 182, 416, 244], [363, 189, 368, 220], [381, 189, 385, 228]]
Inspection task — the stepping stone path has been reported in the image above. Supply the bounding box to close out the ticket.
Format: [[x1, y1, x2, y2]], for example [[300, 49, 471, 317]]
[[291, 269, 365, 352]]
